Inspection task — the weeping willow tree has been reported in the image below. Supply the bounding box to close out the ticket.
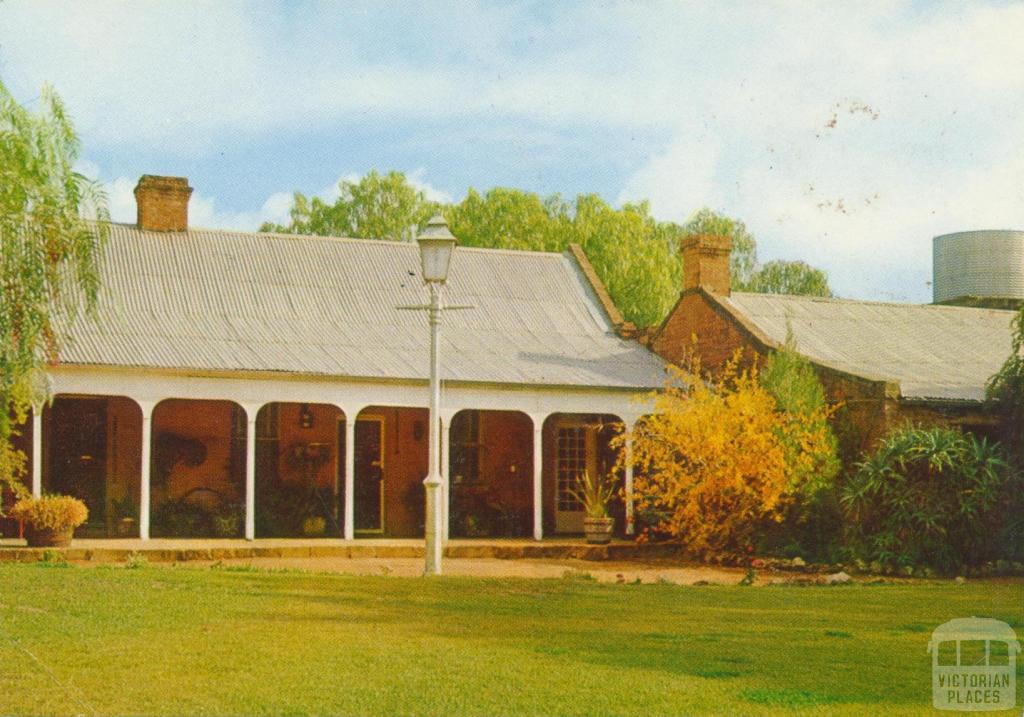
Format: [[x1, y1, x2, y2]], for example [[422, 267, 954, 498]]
[[0, 78, 108, 494]]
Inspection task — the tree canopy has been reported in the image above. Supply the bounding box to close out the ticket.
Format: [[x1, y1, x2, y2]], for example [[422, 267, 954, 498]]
[[985, 307, 1024, 466], [261, 172, 832, 327], [742, 260, 832, 298], [0, 78, 108, 490], [679, 207, 758, 289], [260, 170, 437, 242], [447, 190, 683, 327]]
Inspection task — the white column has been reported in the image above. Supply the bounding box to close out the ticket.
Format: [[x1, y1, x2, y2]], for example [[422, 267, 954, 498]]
[[624, 429, 635, 536], [440, 411, 453, 540], [531, 415, 544, 541], [244, 411, 257, 541], [31, 408, 42, 498], [343, 412, 357, 540], [139, 402, 154, 540], [423, 282, 444, 575]]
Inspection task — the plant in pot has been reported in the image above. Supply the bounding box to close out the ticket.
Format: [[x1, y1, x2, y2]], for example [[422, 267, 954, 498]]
[[570, 471, 616, 545], [112, 495, 138, 537], [10, 495, 89, 547]]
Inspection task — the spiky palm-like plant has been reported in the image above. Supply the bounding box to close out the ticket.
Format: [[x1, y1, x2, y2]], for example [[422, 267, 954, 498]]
[[841, 426, 1015, 572]]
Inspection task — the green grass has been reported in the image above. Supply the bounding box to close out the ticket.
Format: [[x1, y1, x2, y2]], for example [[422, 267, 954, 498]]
[[0, 564, 1020, 716]]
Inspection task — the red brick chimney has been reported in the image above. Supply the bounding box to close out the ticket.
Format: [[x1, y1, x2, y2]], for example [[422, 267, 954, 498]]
[[134, 175, 192, 232], [681, 234, 732, 295]]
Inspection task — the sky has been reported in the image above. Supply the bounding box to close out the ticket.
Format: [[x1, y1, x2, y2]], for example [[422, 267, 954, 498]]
[[1, 1, 1022, 303]]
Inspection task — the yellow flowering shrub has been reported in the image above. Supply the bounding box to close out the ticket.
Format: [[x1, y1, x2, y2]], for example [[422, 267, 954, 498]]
[[624, 355, 837, 558], [0, 434, 29, 513]]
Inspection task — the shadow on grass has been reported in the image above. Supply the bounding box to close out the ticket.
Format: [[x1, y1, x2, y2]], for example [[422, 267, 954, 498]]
[[740, 687, 871, 708]]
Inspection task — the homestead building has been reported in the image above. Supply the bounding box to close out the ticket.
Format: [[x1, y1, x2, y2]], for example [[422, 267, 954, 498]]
[[4, 175, 667, 542], [650, 230, 1020, 457]]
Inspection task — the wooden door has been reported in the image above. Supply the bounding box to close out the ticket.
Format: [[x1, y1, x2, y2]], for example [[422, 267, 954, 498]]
[[353, 417, 385, 533]]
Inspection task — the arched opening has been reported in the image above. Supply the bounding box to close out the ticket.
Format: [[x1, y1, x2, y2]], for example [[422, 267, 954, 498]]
[[353, 406, 428, 538], [448, 409, 532, 538], [542, 413, 625, 536], [150, 398, 246, 538], [254, 402, 345, 538], [40, 395, 143, 538]]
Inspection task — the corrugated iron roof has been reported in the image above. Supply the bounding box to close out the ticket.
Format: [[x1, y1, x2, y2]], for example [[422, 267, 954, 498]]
[[60, 224, 668, 389], [722, 292, 1016, 401]]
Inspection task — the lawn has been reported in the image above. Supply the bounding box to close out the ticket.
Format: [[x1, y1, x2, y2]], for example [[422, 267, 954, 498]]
[[0, 563, 1021, 716]]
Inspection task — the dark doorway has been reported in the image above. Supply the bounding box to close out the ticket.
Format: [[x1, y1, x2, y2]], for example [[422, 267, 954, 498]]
[[47, 397, 108, 535], [354, 416, 384, 533]]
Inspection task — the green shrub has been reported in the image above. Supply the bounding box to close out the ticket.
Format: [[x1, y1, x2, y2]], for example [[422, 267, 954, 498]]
[[986, 308, 1024, 466], [10, 494, 88, 532], [840, 426, 1017, 572], [757, 334, 842, 561]]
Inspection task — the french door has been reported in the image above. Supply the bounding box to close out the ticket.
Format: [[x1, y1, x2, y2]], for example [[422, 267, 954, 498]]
[[554, 422, 597, 534]]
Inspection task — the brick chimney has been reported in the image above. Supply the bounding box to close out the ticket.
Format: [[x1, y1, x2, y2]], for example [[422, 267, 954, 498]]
[[681, 234, 732, 295], [134, 175, 192, 232]]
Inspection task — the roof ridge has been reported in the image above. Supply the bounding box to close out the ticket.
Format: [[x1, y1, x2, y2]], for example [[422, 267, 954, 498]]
[[728, 291, 1017, 314], [103, 221, 569, 259]]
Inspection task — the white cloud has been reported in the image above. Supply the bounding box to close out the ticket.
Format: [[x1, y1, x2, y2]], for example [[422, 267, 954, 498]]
[[102, 173, 290, 231], [616, 2, 1024, 302], [406, 168, 454, 204], [99, 167, 453, 232], [106, 177, 137, 224], [5, 2, 1023, 301], [617, 129, 723, 220]]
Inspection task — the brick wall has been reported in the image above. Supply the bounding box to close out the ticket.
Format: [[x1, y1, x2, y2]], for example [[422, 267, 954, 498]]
[[651, 290, 762, 372], [650, 289, 993, 459]]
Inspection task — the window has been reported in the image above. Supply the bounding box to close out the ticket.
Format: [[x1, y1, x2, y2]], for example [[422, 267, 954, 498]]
[[556, 426, 587, 511], [451, 411, 482, 484]]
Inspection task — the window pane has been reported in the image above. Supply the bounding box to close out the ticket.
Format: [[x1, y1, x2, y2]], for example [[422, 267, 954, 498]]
[[556, 426, 586, 511], [959, 640, 986, 667], [989, 640, 1009, 666], [937, 641, 958, 667]]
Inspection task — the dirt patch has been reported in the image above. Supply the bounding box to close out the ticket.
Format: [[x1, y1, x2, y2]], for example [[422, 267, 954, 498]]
[[73, 555, 762, 584]]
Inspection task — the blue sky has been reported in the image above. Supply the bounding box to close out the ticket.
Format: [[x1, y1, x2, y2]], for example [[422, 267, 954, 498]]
[[1, 1, 1022, 303]]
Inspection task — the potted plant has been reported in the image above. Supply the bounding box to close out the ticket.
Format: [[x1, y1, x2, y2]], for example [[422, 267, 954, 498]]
[[570, 471, 616, 544], [112, 495, 138, 537], [10, 495, 89, 547]]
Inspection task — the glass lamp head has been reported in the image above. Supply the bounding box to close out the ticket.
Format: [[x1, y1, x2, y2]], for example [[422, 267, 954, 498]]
[[416, 214, 457, 283]]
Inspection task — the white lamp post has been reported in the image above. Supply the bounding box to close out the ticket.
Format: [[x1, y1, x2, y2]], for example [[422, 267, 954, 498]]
[[416, 215, 457, 576]]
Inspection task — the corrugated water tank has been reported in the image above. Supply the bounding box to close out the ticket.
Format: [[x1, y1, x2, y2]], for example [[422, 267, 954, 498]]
[[933, 230, 1024, 307]]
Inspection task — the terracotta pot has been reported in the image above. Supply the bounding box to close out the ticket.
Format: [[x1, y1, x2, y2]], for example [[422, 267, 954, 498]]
[[117, 517, 137, 538], [583, 516, 614, 545], [24, 525, 74, 548]]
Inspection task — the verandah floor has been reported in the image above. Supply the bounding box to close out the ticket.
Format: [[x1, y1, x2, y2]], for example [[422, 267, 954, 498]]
[[0, 537, 679, 564]]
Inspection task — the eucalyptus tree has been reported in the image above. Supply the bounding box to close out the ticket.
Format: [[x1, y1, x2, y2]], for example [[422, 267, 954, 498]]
[[268, 177, 685, 328], [0, 79, 108, 490], [447, 190, 683, 328], [266, 174, 832, 328], [744, 259, 833, 297], [260, 170, 438, 242], [680, 207, 758, 290], [682, 208, 833, 297]]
